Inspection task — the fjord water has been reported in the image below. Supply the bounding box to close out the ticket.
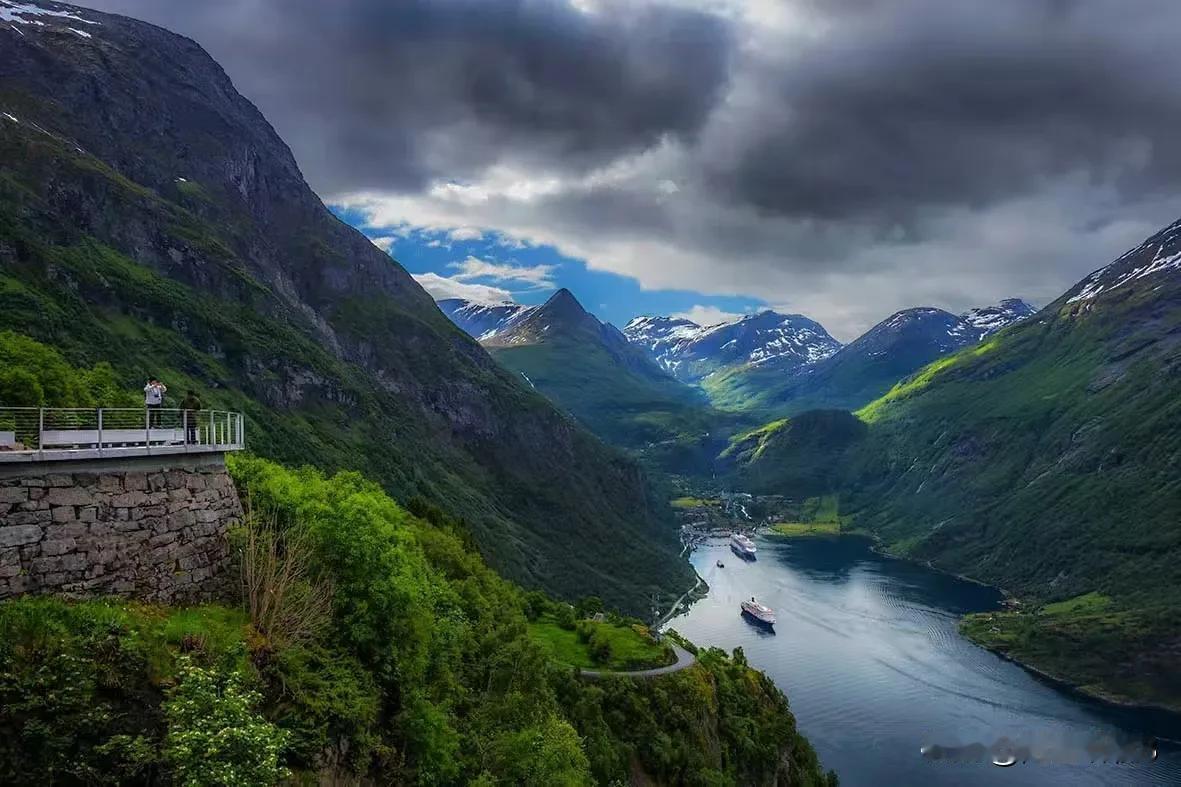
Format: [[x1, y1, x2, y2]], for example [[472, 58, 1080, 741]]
[[673, 537, 1181, 786]]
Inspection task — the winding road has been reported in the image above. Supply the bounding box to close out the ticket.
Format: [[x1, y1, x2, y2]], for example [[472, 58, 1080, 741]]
[[577, 641, 697, 679]]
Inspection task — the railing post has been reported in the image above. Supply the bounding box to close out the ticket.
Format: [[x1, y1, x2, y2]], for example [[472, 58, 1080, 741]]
[[97, 408, 104, 457], [37, 407, 45, 461], [145, 407, 151, 455]]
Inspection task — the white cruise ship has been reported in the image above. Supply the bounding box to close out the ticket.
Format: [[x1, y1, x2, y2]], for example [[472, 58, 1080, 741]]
[[741, 597, 776, 627], [730, 532, 757, 559]]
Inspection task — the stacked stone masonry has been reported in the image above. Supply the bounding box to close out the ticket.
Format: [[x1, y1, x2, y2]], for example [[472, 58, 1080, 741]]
[[0, 462, 240, 601]]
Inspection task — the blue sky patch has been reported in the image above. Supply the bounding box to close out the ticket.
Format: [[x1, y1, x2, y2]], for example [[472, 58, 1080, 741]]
[[332, 205, 766, 328]]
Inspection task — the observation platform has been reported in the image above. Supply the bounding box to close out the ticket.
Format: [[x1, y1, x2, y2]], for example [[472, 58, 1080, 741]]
[[0, 407, 245, 464]]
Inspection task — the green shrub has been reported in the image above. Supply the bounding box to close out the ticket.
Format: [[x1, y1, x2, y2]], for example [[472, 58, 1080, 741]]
[[575, 596, 603, 619], [523, 590, 550, 621], [486, 715, 592, 786], [588, 628, 613, 665], [0, 367, 44, 405], [260, 644, 381, 770], [163, 656, 288, 787], [554, 604, 576, 630], [0, 330, 139, 407]]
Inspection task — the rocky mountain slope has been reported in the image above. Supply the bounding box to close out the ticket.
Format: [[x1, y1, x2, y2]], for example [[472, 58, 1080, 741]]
[[437, 297, 532, 340], [624, 310, 842, 382], [0, 0, 692, 611], [705, 300, 1036, 414]]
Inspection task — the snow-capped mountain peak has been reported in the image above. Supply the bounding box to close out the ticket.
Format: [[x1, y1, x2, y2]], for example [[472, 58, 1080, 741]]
[[957, 298, 1037, 337], [437, 298, 534, 340], [622, 309, 842, 382]]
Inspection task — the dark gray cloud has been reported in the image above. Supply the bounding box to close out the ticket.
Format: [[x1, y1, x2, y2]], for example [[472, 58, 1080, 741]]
[[711, 0, 1181, 229], [80, 0, 732, 192], [75, 0, 1181, 337]]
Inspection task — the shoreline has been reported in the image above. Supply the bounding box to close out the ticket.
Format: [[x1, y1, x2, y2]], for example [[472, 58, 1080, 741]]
[[754, 528, 1181, 719], [964, 634, 1181, 717]]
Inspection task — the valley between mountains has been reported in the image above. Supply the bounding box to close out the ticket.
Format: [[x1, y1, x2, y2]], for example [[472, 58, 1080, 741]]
[[1, 0, 1180, 783], [440, 225, 1181, 712]]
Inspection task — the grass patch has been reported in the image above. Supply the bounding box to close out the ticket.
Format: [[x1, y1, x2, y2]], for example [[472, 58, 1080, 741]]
[[800, 495, 840, 523], [770, 521, 841, 538], [856, 338, 1000, 423], [529, 616, 672, 671], [671, 496, 713, 509], [1042, 591, 1112, 617]]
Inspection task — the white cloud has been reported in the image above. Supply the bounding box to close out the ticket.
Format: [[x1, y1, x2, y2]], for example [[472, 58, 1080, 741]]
[[368, 235, 396, 252], [335, 166, 1177, 341], [447, 226, 484, 241], [411, 272, 513, 304], [670, 304, 746, 326], [448, 256, 556, 289]]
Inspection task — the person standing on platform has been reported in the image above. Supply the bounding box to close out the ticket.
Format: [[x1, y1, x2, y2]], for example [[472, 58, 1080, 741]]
[[144, 377, 167, 427], [179, 389, 202, 445]]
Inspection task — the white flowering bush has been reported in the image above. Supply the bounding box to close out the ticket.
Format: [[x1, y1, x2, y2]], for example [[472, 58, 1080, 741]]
[[163, 656, 289, 786]]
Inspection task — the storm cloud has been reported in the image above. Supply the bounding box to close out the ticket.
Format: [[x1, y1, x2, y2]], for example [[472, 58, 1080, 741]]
[[80, 0, 732, 193], [78, 0, 1181, 337]]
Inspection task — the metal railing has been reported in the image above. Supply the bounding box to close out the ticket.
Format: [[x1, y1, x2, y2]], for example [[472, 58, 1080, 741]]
[[0, 408, 245, 462]]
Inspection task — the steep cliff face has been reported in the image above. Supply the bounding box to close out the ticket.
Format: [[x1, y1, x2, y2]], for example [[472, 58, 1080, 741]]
[[0, 1, 692, 611]]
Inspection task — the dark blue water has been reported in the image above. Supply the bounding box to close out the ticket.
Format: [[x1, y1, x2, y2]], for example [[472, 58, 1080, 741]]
[[671, 536, 1181, 786]]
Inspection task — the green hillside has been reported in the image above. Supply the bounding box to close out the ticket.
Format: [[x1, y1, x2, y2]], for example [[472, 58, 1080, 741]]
[[0, 18, 693, 613], [0, 454, 835, 786], [490, 337, 727, 460], [485, 291, 743, 474], [730, 218, 1181, 707], [719, 410, 866, 496]]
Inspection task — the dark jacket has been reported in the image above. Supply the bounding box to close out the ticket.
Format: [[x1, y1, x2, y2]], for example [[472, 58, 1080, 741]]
[[179, 394, 203, 411]]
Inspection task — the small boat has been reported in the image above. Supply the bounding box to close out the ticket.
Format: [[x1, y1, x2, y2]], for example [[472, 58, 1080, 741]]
[[741, 597, 776, 627], [730, 532, 757, 560], [716, 559, 725, 568]]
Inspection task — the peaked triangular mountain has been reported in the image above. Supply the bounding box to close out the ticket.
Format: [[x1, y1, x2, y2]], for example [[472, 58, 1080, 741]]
[[0, 2, 692, 612], [704, 300, 1036, 414], [487, 289, 643, 365], [623, 310, 842, 382], [477, 290, 725, 458], [437, 298, 533, 340]]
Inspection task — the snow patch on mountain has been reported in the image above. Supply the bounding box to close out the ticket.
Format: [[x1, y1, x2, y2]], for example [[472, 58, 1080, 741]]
[[954, 299, 1038, 339], [437, 298, 535, 340], [0, 1, 100, 30], [623, 310, 842, 381], [1068, 220, 1181, 304]]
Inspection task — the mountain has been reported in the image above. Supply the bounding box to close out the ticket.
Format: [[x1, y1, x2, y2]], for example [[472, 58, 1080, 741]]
[[623, 310, 842, 382], [437, 297, 532, 340], [480, 290, 725, 461], [704, 300, 1036, 414], [738, 219, 1181, 707], [0, 2, 692, 612], [957, 298, 1038, 339]]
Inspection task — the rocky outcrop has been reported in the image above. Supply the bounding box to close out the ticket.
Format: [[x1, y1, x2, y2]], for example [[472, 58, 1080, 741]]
[[0, 457, 240, 601]]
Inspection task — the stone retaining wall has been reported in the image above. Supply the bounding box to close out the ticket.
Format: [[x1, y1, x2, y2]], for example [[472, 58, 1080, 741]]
[[0, 456, 241, 601]]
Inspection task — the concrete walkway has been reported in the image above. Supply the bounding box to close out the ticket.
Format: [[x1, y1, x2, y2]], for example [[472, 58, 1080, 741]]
[[577, 642, 697, 680]]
